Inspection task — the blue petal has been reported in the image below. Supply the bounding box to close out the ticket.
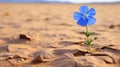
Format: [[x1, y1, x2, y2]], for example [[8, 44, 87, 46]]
[[79, 6, 88, 14], [73, 12, 82, 20], [87, 16, 96, 26], [87, 8, 96, 17], [77, 18, 88, 26]]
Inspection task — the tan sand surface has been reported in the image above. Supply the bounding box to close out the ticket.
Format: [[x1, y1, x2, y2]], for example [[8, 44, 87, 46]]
[[0, 3, 120, 67]]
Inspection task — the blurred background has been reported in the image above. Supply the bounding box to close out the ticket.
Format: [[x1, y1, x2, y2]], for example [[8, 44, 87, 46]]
[[0, 0, 120, 3]]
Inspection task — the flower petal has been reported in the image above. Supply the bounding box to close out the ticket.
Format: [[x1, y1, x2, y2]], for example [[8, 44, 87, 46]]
[[87, 16, 96, 26], [77, 18, 88, 26], [79, 6, 88, 14], [87, 8, 96, 17], [73, 12, 82, 20]]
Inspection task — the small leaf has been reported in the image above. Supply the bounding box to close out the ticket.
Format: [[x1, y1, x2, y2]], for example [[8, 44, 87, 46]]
[[85, 38, 93, 46], [85, 32, 95, 37], [85, 32, 90, 37]]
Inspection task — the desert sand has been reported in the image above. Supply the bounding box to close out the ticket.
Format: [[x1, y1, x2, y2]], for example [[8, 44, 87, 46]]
[[0, 3, 120, 67]]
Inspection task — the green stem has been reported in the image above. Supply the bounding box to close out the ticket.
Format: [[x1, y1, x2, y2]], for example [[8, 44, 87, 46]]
[[88, 46, 92, 54], [86, 25, 89, 39], [86, 25, 89, 34], [86, 26, 92, 54]]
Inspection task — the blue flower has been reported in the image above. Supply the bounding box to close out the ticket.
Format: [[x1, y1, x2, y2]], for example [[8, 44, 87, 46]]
[[73, 6, 96, 26]]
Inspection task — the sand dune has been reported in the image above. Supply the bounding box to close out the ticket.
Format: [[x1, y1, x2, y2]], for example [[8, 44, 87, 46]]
[[0, 4, 120, 67]]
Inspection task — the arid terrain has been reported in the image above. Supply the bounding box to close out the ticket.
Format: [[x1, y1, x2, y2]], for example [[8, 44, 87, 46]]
[[0, 3, 120, 67]]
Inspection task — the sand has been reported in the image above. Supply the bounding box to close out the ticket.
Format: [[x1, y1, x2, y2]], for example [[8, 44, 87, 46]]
[[0, 3, 120, 67]]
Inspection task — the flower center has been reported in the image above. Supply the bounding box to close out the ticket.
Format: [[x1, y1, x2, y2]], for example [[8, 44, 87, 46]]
[[84, 14, 88, 18]]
